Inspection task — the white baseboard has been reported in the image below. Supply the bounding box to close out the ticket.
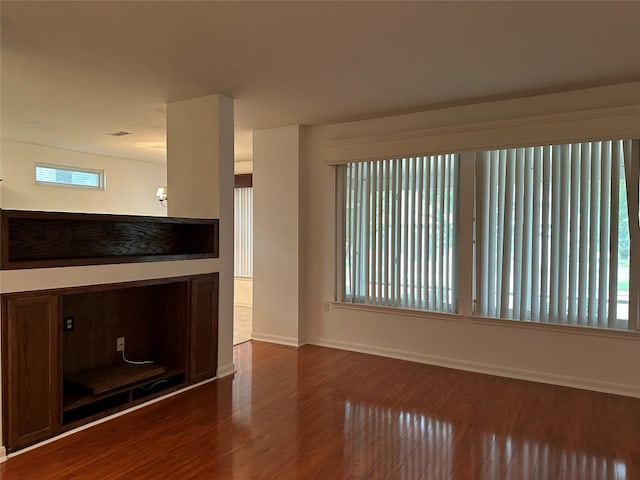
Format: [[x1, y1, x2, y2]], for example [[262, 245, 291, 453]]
[[217, 363, 236, 378], [307, 336, 640, 399], [0, 446, 7, 463], [251, 332, 305, 347]]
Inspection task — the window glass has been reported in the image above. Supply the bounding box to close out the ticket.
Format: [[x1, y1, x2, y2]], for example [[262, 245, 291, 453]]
[[35, 164, 103, 189]]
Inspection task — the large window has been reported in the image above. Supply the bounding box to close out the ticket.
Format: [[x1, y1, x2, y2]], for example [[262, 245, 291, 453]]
[[335, 138, 639, 331], [337, 155, 459, 312], [35, 163, 104, 189], [476, 140, 634, 329]]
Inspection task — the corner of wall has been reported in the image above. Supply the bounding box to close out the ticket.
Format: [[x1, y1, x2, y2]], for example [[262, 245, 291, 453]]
[[216, 363, 236, 379]]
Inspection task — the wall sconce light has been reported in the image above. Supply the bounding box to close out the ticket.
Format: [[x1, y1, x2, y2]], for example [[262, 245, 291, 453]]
[[156, 186, 167, 207]]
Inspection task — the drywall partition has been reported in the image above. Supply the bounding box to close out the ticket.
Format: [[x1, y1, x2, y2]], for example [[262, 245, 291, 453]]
[[302, 82, 640, 398], [167, 94, 226, 219], [0, 140, 166, 216], [253, 125, 304, 346], [166, 93, 235, 379]]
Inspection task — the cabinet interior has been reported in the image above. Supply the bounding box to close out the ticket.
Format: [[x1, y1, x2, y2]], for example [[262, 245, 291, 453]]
[[61, 281, 190, 428]]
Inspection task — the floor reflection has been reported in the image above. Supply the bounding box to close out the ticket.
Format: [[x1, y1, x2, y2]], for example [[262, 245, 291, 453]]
[[223, 342, 638, 479], [481, 433, 627, 480], [232, 339, 252, 425], [339, 397, 632, 479], [344, 400, 454, 478]]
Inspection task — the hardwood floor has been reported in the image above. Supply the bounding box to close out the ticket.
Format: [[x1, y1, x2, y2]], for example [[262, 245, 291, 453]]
[[1, 341, 638, 479]]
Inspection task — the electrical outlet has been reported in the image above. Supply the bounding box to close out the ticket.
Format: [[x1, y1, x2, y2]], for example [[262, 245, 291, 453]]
[[63, 315, 74, 332], [116, 337, 125, 352]]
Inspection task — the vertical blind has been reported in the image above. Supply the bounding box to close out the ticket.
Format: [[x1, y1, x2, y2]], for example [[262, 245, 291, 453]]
[[476, 140, 632, 328], [234, 187, 253, 277], [338, 155, 458, 312]]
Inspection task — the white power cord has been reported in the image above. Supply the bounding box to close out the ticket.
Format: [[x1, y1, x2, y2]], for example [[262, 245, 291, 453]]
[[140, 379, 169, 391], [121, 346, 154, 365]]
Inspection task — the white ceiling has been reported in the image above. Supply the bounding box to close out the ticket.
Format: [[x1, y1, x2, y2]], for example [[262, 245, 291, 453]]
[[2, 1, 639, 164]]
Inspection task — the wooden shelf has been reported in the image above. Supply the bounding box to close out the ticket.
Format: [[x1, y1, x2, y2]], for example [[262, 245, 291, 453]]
[[0, 209, 218, 269], [63, 367, 185, 413], [65, 362, 166, 395]]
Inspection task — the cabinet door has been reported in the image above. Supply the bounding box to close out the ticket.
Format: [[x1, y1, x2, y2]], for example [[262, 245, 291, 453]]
[[189, 274, 219, 384], [3, 295, 60, 450]]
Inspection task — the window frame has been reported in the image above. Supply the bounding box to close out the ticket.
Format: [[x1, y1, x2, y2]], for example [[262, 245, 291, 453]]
[[34, 162, 105, 190], [332, 140, 639, 333], [336, 155, 460, 314], [474, 138, 636, 331]]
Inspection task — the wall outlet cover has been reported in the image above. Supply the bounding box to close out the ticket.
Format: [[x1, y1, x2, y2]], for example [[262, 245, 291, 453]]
[[63, 316, 74, 332]]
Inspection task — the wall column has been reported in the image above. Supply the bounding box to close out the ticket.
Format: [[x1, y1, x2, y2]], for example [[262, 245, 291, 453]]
[[253, 125, 305, 346], [166, 94, 235, 375]]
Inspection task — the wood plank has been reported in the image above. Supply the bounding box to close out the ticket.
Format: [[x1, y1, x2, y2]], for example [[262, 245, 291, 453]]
[[65, 363, 166, 395], [63, 367, 184, 411]]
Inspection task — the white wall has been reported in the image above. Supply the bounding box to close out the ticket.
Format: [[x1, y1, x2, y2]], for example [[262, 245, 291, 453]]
[[234, 160, 253, 175], [253, 125, 304, 346], [166, 93, 235, 378], [0, 140, 166, 216], [302, 82, 640, 398]]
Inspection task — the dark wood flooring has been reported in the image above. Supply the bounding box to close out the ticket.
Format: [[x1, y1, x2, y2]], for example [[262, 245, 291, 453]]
[[1, 341, 638, 479]]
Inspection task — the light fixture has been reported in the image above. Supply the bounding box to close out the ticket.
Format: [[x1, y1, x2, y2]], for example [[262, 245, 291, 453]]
[[156, 186, 167, 207]]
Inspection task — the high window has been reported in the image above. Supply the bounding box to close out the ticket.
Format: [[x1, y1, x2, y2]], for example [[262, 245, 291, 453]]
[[35, 163, 104, 189]]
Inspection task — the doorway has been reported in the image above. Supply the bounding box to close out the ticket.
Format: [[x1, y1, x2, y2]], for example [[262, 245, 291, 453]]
[[234, 174, 253, 345]]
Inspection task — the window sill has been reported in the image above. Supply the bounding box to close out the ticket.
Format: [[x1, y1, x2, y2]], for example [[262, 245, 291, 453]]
[[330, 301, 462, 323], [469, 315, 640, 340], [330, 302, 640, 340]]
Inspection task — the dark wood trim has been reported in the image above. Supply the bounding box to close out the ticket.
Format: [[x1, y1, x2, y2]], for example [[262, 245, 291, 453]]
[[0, 273, 217, 299], [4, 294, 61, 449], [234, 173, 252, 188], [189, 274, 219, 383], [1, 209, 219, 270], [2, 253, 217, 270]]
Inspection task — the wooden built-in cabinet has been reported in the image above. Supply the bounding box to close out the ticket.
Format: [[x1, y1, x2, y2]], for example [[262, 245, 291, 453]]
[[3, 295, 60, 450], [2, 273, 219, 452], [190, 275, 219, 383], [0, 209, 219, 269]]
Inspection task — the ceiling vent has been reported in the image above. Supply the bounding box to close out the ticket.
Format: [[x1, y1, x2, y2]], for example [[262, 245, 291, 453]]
[[106, 130, 132, 137]]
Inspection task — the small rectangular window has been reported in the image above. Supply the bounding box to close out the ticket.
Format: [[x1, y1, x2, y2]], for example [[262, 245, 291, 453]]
[[35, 163, 104, 189]]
